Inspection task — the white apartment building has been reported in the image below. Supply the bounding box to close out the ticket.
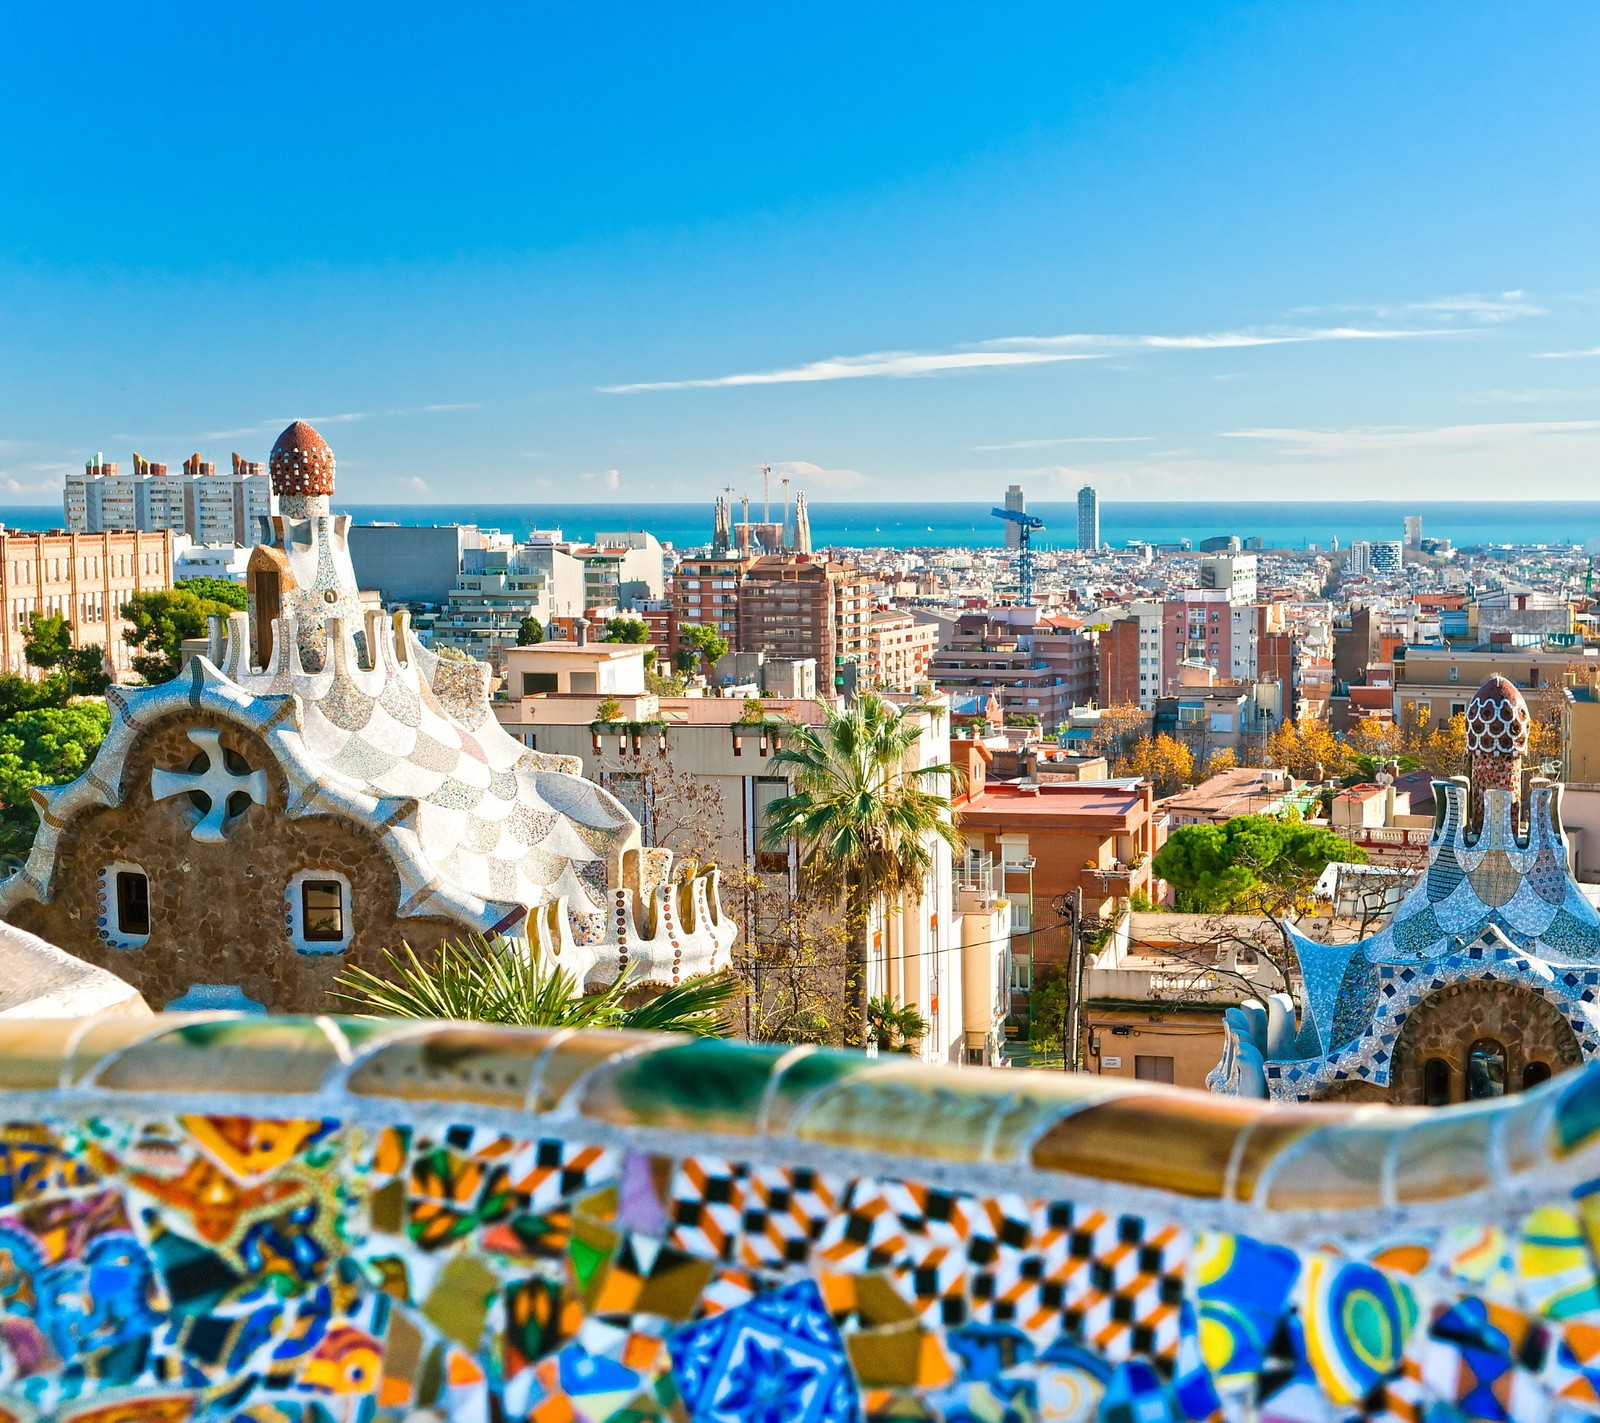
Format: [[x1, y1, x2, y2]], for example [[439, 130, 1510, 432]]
[[422, 547, 552, 670], [66, 453, 275, 545]]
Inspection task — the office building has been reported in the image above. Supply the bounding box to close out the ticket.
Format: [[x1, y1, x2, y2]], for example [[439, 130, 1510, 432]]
[[1198, 552, 1258, 601], [1405, 515, 1423, 550], [1076, 484, 1099, 551]]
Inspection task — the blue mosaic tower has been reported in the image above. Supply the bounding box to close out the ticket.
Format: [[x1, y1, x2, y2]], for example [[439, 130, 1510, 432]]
[[1212, 676, 1600, 1101]]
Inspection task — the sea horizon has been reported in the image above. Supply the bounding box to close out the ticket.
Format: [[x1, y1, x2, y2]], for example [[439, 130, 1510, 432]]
[[6, 498, 1600, 553]]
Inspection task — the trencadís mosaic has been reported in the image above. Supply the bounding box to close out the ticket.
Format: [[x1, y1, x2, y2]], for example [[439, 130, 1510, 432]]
[[4, 1014, 1600, 1420]]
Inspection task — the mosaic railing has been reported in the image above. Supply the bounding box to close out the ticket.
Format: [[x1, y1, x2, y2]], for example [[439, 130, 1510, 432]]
[[5, 1016, 1600, 1422]]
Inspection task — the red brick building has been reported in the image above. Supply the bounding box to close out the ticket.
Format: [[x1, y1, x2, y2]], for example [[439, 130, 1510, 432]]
[[1097, 616, 1141, 706], [952, 738, 1158, 990]]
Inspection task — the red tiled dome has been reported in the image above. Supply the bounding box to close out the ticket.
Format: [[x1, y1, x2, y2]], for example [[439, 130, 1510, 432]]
[[269, 420, 335, 498], [1465, 675, 1530, 759]]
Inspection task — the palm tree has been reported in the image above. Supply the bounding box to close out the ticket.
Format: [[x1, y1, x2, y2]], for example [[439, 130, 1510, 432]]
[[333, 934, 735, 1034], [761, 693, 962, 1044], [867, 996, 931, 1054]]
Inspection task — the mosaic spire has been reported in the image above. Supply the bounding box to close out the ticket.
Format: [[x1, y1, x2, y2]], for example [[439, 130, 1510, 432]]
[[1465, 674, 1530, 833]]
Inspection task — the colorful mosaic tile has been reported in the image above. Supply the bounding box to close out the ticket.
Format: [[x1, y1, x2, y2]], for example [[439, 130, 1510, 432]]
[[1, 1017, 1600, 1419]]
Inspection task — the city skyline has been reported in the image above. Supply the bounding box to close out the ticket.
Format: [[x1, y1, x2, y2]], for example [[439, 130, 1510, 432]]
[[3, 4, 1599, 506]]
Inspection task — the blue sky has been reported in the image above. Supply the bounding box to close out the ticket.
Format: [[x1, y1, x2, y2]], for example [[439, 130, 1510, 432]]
[[2, 2, 1599, 505]]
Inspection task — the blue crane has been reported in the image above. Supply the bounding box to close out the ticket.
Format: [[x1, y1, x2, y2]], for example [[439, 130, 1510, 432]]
[[991, 506, 1046, 606]]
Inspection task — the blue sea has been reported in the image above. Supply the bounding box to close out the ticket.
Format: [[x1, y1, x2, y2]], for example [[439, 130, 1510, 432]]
[[4, 500, 1599, 552]]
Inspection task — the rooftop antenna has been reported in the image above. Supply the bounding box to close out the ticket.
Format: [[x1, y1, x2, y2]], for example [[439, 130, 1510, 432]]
[[781, 475, 791, 547], [754, 464, 772, 526]]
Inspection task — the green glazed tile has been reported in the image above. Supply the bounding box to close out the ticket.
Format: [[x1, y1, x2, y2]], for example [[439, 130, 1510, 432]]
[[580, 1039, 786, 1134]]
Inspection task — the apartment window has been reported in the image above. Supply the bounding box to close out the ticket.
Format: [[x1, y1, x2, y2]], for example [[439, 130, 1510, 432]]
[[1134, 1055, 1175, 1083], [521, 672, 558, 695], [1448, 666, 1459, 683], [287, 870, 353, 954]]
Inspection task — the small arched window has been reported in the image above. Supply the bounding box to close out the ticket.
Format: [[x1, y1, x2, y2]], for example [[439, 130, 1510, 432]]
[[1467, 1039, 1508, 1100], [1523, 1061, 1553, 1091], [1423, 1057, 1452, 1106]]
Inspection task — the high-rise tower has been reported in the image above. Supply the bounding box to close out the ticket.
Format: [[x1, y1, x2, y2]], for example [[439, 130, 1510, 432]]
[[1003, 485, 1026, 549], [1077, 485, 1099, 551]]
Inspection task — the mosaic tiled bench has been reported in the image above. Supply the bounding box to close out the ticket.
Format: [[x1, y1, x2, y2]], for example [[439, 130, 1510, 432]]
[[3, 1014, 1600, 1421]]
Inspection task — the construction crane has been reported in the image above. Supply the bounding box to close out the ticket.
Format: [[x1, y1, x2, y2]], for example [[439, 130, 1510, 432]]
[[991, 506, 1046, 606]]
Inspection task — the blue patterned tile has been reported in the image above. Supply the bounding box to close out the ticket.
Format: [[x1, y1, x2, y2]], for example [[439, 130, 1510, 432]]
[[668, 1279, 860, 1423]]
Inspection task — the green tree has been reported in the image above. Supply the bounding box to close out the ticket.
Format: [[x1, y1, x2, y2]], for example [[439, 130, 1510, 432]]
[[593, 696, 624, 724], [677, 623, 729, 678], [516, 615, 545, 646], [1152, 814, 1367, 914], [0, 674, 68, 721], [0, 702, 111, 861], [762, 693, 961, 1043], [121, 589, 240, 684], [602, 616, 649, 644], [175, 577, 249, 611], [23, 614, 110, 697], [334, 934, 736, 1034]]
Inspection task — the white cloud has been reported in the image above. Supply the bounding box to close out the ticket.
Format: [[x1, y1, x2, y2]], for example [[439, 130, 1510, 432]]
[[0, 471, 65, 496], [399, 476, 430, 494], [772, 459, 868, 491], [605, 324, 1459, 393], [1221, 418, 1600, 456], [987, 326, 1461, 353], [1293, 291, 1545, 322], [602, 349, 1100, 393], [1534, 347, 1600, 359], [970, 436, 1153, 450], [581, 469, 622, 492]]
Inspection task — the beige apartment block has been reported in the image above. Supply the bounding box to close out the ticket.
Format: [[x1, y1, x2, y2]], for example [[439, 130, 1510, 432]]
[[0, 528, 172, 677]]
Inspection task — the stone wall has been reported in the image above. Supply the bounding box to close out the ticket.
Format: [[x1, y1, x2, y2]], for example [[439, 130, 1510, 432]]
[[1388, 979, 1584, 1105], [5, 709, 464, 1013], [5, 1014, 1600, 1421]]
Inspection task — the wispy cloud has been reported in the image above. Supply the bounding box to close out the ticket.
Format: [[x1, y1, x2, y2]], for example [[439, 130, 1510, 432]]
[[987, 326, 1461, 352], [581, 468, 621, 492], [1534, 347, 1600, 360], [970, 435, 1153, 450], [1293, 291, 1546, 323], [1222, 418, 1600, 456], [605, 324, 1453, 393], [398, 476, 430, 495], [602, 349, 1100, 393], [120, 403, 486, 448]]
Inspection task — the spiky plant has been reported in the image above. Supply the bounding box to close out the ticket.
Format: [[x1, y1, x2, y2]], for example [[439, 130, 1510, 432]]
[[333, 934, 734, 1035]]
